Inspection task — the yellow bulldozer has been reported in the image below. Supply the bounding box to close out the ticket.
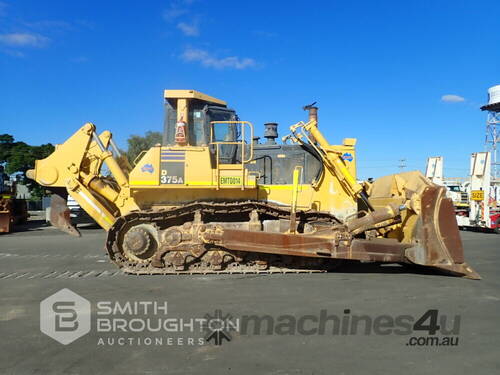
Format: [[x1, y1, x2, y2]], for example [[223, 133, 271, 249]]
[[27, 90, 479, 278]]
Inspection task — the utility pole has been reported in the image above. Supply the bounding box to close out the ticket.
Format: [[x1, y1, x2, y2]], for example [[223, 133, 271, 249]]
[[481, 85, 500, 180]]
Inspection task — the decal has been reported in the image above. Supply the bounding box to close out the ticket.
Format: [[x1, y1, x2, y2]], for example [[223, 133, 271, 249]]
[[220, 176, 242, 185], [342, 152, 353, 162], [160, 149, 185, 184], [161, 150, 186, 162], [141, 164, 154, 173]]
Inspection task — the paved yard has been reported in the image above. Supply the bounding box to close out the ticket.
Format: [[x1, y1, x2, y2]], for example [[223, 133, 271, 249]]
[[0, 222, 498, 375]]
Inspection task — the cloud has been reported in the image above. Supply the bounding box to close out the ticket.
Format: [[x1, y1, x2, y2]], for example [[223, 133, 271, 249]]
[[22, 20, 72, 31], [441, 94, 465, 103], [163, 1, 201, 36], [0, 32, 49, 48], [181, 48, 256, 70], [177, 21, 199, 36], [163, 3, 189, 22]]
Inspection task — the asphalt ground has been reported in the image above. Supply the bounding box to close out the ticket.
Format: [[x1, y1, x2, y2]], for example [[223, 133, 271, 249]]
[[0, 219, 499, 375]]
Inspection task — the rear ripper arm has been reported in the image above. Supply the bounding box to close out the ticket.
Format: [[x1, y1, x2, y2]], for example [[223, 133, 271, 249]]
[[27, 123, 138, 234]]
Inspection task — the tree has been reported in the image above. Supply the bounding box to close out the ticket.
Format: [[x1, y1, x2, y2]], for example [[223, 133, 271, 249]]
[[126, 131, 162, 163], [1, 142, 54, 175], [4, 142, 32, 174], [0, 134, 54, 198], [0, 134, 14, 144], [0, 134, 15, 163]]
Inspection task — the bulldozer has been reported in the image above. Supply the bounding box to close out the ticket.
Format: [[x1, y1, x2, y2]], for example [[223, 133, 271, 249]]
[[27, 90, 479, 278]]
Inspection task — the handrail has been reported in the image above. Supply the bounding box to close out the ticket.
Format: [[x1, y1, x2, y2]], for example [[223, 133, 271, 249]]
[[210, 121, 254, 190], [132, 150, 147, 166], [289, 166, 303, 233], [209, 121, 254, 162]]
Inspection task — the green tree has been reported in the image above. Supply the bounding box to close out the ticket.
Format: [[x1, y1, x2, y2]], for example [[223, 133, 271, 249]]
[[0, 134, 14, 143], [126, 131, 162, 163], [0, 134, 54, 198], [0, 134, 15, 163]]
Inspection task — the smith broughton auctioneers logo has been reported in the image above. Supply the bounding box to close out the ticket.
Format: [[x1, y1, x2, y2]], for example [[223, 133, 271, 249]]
[[40, 288, 213, 346], [40, 288, 91, 345]]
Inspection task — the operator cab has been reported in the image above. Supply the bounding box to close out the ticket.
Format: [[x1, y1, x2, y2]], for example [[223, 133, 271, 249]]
[[163, 90, 241, 163], [163, 90, 238, 145]]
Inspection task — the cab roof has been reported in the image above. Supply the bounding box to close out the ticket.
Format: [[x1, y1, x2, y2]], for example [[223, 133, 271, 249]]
[[164, 90, 227, 107]]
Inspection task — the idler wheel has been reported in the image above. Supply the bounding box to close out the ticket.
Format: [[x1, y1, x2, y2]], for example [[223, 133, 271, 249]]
[[124, 228, 151, 257]]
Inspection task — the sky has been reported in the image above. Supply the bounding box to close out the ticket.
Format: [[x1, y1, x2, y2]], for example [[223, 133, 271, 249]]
[[0, 0, 498, 180]]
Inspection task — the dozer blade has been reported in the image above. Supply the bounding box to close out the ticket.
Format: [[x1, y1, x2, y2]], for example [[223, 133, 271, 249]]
[[405, 185, 480, 279], [49, 188, 80, 237]]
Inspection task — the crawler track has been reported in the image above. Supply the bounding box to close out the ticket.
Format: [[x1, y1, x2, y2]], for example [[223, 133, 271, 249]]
[[106, 201, 342, 275]]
